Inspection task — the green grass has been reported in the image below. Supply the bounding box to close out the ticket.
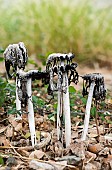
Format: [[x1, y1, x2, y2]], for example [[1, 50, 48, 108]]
[[0, 0, 112, 63]]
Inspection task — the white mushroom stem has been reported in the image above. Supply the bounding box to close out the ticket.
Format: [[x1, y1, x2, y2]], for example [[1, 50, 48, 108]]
[[26, 78, 36, 147], [15, 69, 36, 147], [15, 68, 22, 120], [57, 90, 61, 141], [81, 81, 95, 141], [57, 61, 71, 147], [63, 72, 71, 147]]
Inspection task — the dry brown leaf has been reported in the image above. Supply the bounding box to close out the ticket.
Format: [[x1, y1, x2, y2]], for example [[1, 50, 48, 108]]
[[88, 143, 103, 154], [85, 151, 96, 161], [17, 149, 30, 157], [0, 136, 10, 146], [0, 126, 7, 134], [71, 131, 78, 139], [8, 115, 19, 127], [98, 147, 109, 156], [29, 150, 46, 159], [109, 161, 112, 169], [55, 155, 82, 166], [6, 125, 13, 138], [104, 133, 112, 140], [80, 106, 85, 113], [98, 125, 104, 134], [109, 147, 112, 155], [29, 160, 56, 170], [35, 117, 44, 125], [15, 123, 22, 132], [17, 146, 34, 152], [88, 126, 103, 138], [70, 140, 86, 159], [88, 133, 98, 138], [48, 160, 67, 170], [102, 155, 112, 170], [99, 135, 106, 144], [0, 107, 4, 114], [84, 162, 97, 170], [53, 142, 63, 157], [91, 161, 101, 170], [103, 155, 112, 163]]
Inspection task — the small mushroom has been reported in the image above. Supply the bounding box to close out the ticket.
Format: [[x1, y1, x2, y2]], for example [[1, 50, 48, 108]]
[[81, 73, 106, 141], [46, 53, 78, 147], [4, 43, 46, 147]]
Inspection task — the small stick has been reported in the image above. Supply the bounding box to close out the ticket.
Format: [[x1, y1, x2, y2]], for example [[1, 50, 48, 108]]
[[81, 81, 95, 141]]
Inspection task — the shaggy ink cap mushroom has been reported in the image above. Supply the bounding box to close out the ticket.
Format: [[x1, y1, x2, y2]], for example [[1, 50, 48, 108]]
[[4, 42, 28, 78], [82, 73, 106, 101]]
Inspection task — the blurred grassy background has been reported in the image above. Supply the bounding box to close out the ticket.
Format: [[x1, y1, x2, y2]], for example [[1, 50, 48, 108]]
[[0, 0, 112, 65]]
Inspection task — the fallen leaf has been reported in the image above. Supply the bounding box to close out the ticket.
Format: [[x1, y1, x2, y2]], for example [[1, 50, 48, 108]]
[[6, 125, 13, 138], [0, 126, 7, 134], [84, 162, 97, 170], [29, 160, 56, 170], [98, 147, 110, 156], [88, 133, 98, 138], [70, 141, 86, 159], [29, 150, 45, 159], [6, 156, 17, 167], [0, 136, 10, 146], [104, 133, 112, 140], [103, 155, 112, 162], [85, 151, 96, 161], [15, 123, 22, 131], [49, 160, 67, 170], [8, 115, 18, 128], [88, 143, 103, 154], [71, 131, 78, 139], [103, 155, 112, 170], [109, 147, 112, 155], [91, 161, 101, 170], [55, 155, 82, 166], [88, 127, 100, 138], [17, 149, 30, 157]]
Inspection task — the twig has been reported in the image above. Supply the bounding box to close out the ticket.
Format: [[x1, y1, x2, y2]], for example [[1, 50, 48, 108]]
[[9, 144, 23, 159], [0, 146, 33, 151]]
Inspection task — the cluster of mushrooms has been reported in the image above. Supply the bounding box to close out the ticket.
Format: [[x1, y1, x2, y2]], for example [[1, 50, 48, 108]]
[[4, 42, 106, 147]]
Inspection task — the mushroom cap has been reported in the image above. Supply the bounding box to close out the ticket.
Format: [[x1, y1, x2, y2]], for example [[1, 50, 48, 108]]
[[46, 53, 75, 65]]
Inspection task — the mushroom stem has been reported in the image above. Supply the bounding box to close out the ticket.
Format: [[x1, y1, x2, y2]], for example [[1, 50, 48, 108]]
[[15, 68, 22, 120], [81, 81, 95, 141], [26, 78, 36, 147], [57, 91, 61, 141], [63, 72, 71, 147], [57, 62, 71, 147]]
